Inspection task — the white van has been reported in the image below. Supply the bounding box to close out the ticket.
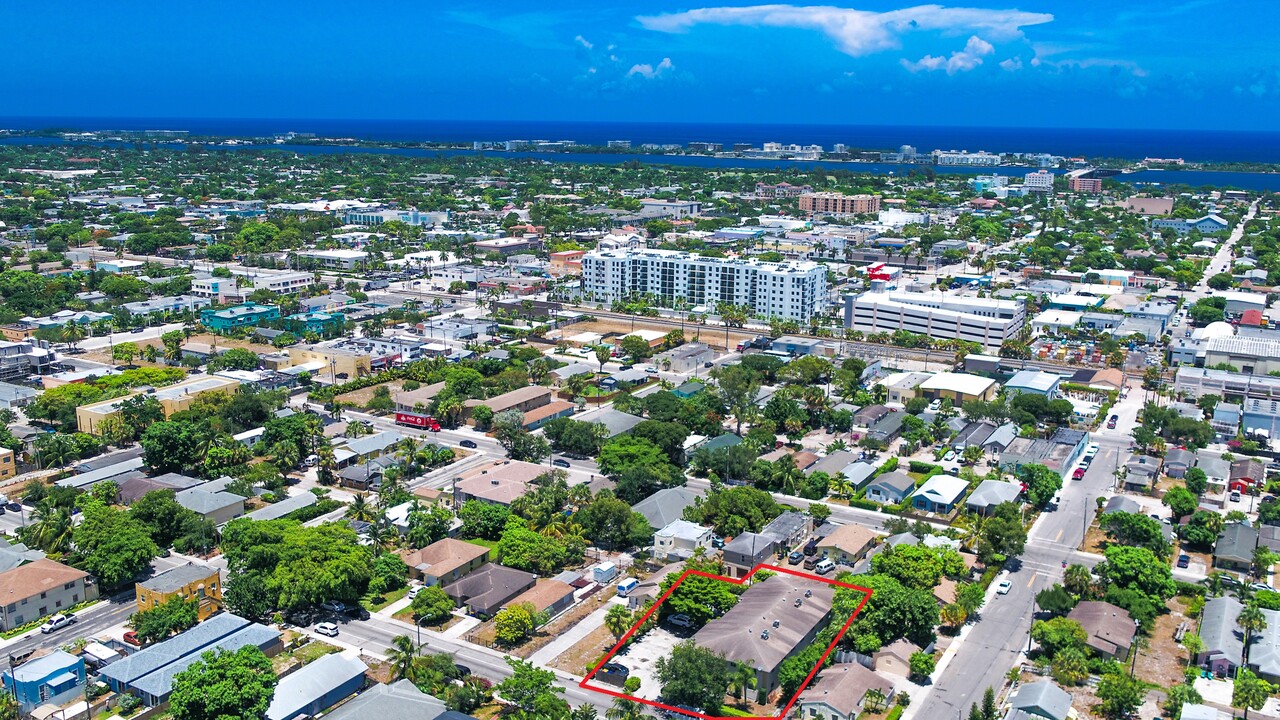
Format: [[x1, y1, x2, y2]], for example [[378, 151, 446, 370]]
[[814, 559, 836, 575], [617, 577, 639, 597]]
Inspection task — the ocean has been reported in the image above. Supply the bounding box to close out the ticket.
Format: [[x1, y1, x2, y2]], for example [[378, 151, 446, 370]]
[[4, 120, 1280, 190], [4, 117, 1280, 164]]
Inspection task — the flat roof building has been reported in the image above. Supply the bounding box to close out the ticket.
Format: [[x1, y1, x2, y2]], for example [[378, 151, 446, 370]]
[[76, 376, 240, 434], [844, 291, 1026, 351]]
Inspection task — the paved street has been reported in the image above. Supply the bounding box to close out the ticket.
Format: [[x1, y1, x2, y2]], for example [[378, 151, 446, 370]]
[[909, 384, 1144, 719]]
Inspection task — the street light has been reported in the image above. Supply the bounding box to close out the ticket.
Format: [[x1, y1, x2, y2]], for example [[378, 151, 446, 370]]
[[416, 614, 435, 651]]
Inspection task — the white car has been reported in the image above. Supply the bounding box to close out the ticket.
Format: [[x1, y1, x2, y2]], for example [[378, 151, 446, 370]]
[[40, 614, 74, 634], [316, 622, 339, 637], [1084, 444, 1100, 457], [996, 580, 1013, 595], [407, 585, 423, 599]]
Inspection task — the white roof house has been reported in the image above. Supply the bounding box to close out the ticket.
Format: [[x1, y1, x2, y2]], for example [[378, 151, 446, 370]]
[[909, 474, 969, 511]]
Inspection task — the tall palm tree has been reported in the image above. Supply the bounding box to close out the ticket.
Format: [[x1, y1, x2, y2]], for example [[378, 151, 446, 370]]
[[387, 634, 420, 683], [365, 514, 394, 558], [26, 506, 73, 554], [1239, 603, 1267, 666], [730, 662, 756, 704]]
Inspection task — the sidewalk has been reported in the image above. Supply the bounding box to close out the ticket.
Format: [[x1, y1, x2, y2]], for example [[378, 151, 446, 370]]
[[526, 601, 616, 666], [442, 615, 482, 640]]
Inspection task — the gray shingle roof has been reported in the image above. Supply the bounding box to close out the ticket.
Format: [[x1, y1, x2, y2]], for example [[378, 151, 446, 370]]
[[139, 562, 219, 594], [967, 480, 1021, 510], [631, 487, 700, 529], [1250, 608, 1280, 679], [1199, 596, 1244, 665], [243, 493, 317, 523], [1215, 523, 1259, 564], [323, 680, 448, 720], [175, 486, 244, 516]]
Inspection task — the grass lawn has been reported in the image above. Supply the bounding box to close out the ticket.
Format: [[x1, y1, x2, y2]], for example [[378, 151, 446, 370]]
[[466, 538, 500, 560], [292, 639, 341, 665], [361, 586, 409, 612]]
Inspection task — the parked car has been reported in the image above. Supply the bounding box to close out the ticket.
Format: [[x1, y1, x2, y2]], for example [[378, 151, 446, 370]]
[[130, 327, 145, 334], [788, 550, 804, 565], [600, 662, 629, 679], [711, 535, 725, 549], [1085, 444, 1100, 457], [459, 439, 478, 449], [802, 539, 820, 556], [1072, 468, 1086, 480], [319, 600, 346, 613], [803, 556, 818, 571], [552, 459, 571, 468], [408, 585, 423, 599], [123, 630, 140, 646], [40, 614, 74, 634], [454, 665, 472, 678], [996, 580, 1012, 595], [316, 622, 339, 637], [667, 614, 695, 629], [943, 451, 956, 462], [1177, 554, 1191, 568], [814, 559, 836, 575]]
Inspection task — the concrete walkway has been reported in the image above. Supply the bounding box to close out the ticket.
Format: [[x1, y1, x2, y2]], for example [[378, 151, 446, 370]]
[[527, 601, 616, 666], [442, 614, 482, 640], [378, 595, 414, 618]]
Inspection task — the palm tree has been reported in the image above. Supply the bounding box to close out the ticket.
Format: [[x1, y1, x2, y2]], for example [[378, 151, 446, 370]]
[[25, 506, 73, 554], [1239, 603, 1267, 666], [594, 345, 612, 373], [830, 473, 853, 500], [1064, 564, 1093, 598], [730, 662, 756, 704], [387, 634, 420, 683], [345, 493, 376, 522], [366, 515, 394, 558], [604, 604, 633, 639], [605, 698, 647, 720]]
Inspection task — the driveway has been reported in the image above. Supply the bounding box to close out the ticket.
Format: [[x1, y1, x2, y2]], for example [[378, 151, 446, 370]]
[[603, 625, 688, 701]]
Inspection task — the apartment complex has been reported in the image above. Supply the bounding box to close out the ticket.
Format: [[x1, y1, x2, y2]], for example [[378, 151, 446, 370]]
[[844, 291, 1027, 351], [77, 376, 240, 434], [0, 559, 97, 631], [1024, 171, 1055, 193], [136, 562, 222, 620], [798, 192, 881, 215], [1069, 176, 1104, 193], [200, 303, 280, 332], [582, 249, 828, 321]]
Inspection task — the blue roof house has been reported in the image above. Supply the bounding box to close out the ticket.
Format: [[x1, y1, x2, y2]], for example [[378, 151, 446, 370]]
[[3, 650, 85, 712]]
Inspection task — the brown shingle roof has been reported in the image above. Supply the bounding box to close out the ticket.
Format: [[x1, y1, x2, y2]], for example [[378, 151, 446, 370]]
[[399, 538, 490, 579], [503, 579, 575, 614], [799, 663, 893, 717], [817, 524, 879, 558], [1068, 601, 1135, 657], [0, 559, 87, 603]]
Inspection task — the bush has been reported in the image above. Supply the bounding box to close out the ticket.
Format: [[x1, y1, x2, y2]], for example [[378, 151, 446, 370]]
[[1175, 581, 1207, 598], [849, 498, 881, 511], [876, 457, 900, 476], [908, 461, 943, 475]]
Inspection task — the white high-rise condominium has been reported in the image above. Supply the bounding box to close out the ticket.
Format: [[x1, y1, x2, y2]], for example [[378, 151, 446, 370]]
[[581, 249, 828, 321], [844, 291, 1027, 350]]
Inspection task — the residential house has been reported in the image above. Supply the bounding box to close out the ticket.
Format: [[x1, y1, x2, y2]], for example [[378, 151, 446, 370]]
[[1103, 496, 1143, 516], [631, 487, 700, 530], [0, 538, 43, 573], [1006, 681, 1073, 720], [966, 480, 1022, 515], [443, 563, 537, 617], [322, 680, 454, 720], [502, 579, 576, 618], [871, 639, 922, 678], [805, 450, 859, 478], [2, 650, 85, 712], [909, 474, 969, 514], [796, 663, 894, 720], [1067, 601, 1136, 660], [692, 575, 834, 692], [1123, 455, 1162, 492], [722, 533, 778, 578], [1196, 451, 1232, 492], [853, 405, 891, 427], [452, 460, 545, 507], [761, 511, 813, 549], [574, 407, 645, 438], [266, 652, 368, 720], [175, 485, 245, 525], [815, 524, 879, 566], [399, 538, 490, 586], [1165, 448, 1195, 479], [97, 613, 282, 706], [0, 559, 97, 631], [655, 342, 715, 373], [867, 412, 907, 445], [242, 493, 316, 522], [654, 520, 714, 562], [1230, 458, 1266, 493], [1248, 608, 1280, 683], [1198, 596, 1244, 677], [1214, 523, 1259, 573], [136, 562, 222, 620], [865, 471, 915, 505]]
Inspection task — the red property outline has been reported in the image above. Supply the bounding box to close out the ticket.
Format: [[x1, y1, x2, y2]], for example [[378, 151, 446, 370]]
[[579, 563, 872, 720]]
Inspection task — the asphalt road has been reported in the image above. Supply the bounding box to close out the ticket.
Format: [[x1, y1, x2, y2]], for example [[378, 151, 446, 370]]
[[301, 613, 615, 711], [909, 387, 1143, 719]]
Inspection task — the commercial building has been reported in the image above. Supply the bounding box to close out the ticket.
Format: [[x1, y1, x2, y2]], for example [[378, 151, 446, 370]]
[[1004, 370, 1061, 398], [473, 237, 543, 255], [1202, 335, 1280, 375], [0, 340, 55, 381], [1000, 428, 1090, 479], [76, 376, 240, 434], [285, 311, 344, 334], [287, 344, 372, 379], [843, 292, 1026, 351], [1024, 170, 1055, 193], [549, 250, 585, 277], [917, 373, 999, 404], [200, 303, 280, 332], [0, 559, 97, 631], [121, 295, 210, 317], [798, 193, 881, 215], [638, 199, 701, 218], [692, 575, 834, 692], [655, 342, 716, 374], [297, 249, 368, 270], [582, 249, 828, 322], [136, 562, 222, 620]]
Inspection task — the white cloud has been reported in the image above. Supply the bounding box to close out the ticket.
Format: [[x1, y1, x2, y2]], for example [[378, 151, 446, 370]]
[[574, 35, 594, 50], [637, 4, 1052, 57], [999, 56, 1022, 71], [628, 57, 675, 79], [901, 34, 993, 74]]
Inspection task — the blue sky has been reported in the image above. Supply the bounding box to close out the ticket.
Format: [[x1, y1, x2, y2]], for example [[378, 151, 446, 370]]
[[2, 1, 1277, 130]]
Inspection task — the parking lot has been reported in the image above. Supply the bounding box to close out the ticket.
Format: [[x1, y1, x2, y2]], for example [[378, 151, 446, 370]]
[[599, 623, 690, 702]]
